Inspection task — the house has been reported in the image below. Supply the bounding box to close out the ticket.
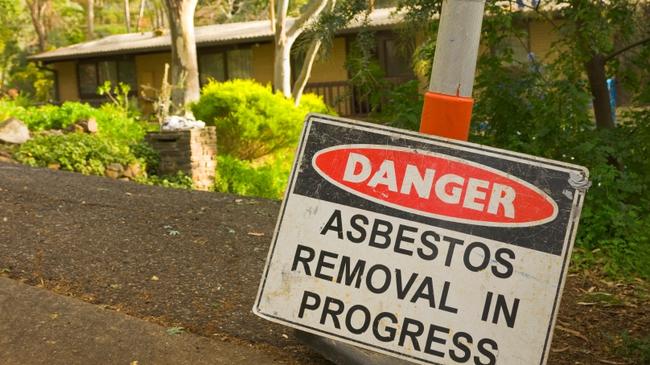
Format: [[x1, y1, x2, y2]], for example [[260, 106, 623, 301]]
[[29, 7, 560, 116]]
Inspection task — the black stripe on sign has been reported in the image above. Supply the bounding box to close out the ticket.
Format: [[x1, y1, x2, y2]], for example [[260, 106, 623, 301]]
[[291, 116, 586, 256]]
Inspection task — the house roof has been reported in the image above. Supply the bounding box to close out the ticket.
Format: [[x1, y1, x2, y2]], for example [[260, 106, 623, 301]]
[[29, 7, 402, 63]]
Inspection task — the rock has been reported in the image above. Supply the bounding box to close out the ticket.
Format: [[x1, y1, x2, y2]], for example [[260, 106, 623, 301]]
[[77, 117, 98, 134], [65, 118, 98, 134], [123, 162, 142, 179], [0, 118, 30, 144], [105, 163, 124, 179], [0, 154, 16, 164]]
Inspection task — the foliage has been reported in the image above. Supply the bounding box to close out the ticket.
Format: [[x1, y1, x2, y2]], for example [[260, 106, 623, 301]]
[[48, 0, 85, 46], [0, 0, 31, 94], [616, 332, 650, 365], [191, 79, 331, 160], [466, 2, 650, 279], [345, 28, 389, 114], [389, 0, 650, 279], [130, 141, 161, 175], [97, 81, 134, 115], [137, 171, 194, 190], [0, 100, 145, 143], [214, 152, 293, 200], [8, 62, 55, 101], [376, 79, 423, 131], [14, 133, 141, 176]]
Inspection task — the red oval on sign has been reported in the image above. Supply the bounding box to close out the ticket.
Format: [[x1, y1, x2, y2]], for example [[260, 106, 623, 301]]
[[312, 145, 558, 227]]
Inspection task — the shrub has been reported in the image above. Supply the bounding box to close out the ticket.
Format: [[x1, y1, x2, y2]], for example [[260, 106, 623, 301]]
[[130, 141, 160, 175], [0, 100, 146, 144], [471, 53, 650, 279], [214, 152, 293, 200], [192, 79, 331, 160], [376, 80, 424, 131], [14, 133, 142, 176], [137, 171, 194, 190], [0, 99, 27, 122]]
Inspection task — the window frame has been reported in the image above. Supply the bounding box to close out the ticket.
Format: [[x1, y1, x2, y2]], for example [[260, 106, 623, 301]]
[[76, 55, 137, 100], [197, 44, 253, 86], [375, 31, 416, 80]]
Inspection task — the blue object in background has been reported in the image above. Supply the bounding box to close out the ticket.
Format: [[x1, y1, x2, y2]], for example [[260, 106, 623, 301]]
[[517, 0, 539, 7], [607, 78, 617, 125]]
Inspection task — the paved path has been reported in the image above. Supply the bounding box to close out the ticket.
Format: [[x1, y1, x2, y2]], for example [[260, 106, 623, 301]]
[[0, 162, 325, 364], [0, 277, 285, 365]]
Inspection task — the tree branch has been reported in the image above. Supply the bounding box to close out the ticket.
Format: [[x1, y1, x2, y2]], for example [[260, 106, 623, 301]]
[[287, 0, 329, 40], [605, 36, 650, 62], [292, 38, 322, 103]]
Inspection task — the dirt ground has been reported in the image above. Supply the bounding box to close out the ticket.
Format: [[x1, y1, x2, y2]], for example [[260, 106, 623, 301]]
[[0, 162, 648, 364]]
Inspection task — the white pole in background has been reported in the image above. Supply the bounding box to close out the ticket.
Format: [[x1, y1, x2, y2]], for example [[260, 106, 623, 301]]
[[429, 0, 486, 97], [420, 0, 486, 140]]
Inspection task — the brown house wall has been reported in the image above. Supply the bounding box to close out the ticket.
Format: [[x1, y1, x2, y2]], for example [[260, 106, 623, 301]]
[[51, 61, 79, 101], [310, 37, 348, 83], [529, 20, 563, 61], [252, 43, 274, 86], [135, 53, 172, 113]]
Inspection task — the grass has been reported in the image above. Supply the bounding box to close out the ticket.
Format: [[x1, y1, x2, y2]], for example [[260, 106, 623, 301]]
[[617, 332, 650, 365]]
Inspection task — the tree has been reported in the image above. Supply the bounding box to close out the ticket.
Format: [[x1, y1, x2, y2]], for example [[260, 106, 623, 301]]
[[86, 0, 95, 39], [0, 0, 23, 90], [273, 0, 369, 104], [135, 0, 146, 31], [124, 0, 131, 32], [558, 0, 650, 129], [164, 0, 200, 116], [273, 0, 329, 100], [398, 0, 650, 131], [26, 0, 51, 52]]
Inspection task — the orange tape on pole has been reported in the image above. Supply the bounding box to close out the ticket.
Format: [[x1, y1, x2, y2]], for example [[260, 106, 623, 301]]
[[419, 91, 474, 141]]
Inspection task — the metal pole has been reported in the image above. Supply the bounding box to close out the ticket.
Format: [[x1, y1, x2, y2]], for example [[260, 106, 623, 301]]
[[420, 0, 486, 140]]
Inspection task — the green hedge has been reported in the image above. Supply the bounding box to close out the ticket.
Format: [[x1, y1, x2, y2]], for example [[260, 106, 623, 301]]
[[192, 79, 331, 160], [214, 152, 293, 199]]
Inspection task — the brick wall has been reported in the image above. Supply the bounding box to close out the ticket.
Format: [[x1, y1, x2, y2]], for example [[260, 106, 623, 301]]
[[145, 127, 217, 191]]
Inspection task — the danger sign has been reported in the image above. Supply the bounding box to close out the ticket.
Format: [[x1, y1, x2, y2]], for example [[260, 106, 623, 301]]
[[254, 115, 589, 365]]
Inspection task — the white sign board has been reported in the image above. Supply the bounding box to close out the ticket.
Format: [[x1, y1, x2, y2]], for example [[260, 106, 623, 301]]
[[254, 115, 589, 365]]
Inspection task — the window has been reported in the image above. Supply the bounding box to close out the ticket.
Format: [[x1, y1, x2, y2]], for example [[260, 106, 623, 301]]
[[77, 58, 137, 98], [199, 47, 252, 85], [199, 53, 226, 84], [375, 33, 415, 80], [227, 49, 252, 79], [382, 39, 413, 78]]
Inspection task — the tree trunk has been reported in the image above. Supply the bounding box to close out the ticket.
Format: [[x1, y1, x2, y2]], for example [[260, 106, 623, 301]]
[[164, 0, 200, 117], [585, 54, 615, 129], [26, 0, 49, 52], [273, 0, 291, 97], [124, 0, 132, 33], [274, 37, 294, 98], [272, 0, 331, 99], [86, 0, 95, 40], [136, 0, 147, 32], [292, 39, 322, 104]]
